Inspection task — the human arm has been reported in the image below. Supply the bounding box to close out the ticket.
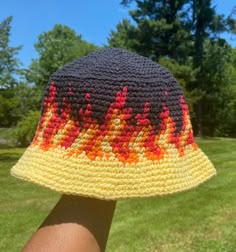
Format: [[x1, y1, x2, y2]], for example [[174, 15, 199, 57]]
[[22, 195, 116, 252]]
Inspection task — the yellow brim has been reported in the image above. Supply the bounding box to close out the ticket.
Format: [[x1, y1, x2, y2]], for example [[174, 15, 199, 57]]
[[11, 144, 216, 200]]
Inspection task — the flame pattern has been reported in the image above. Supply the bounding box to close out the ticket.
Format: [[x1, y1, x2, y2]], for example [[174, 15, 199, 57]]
[[32, 82, 197, 164]]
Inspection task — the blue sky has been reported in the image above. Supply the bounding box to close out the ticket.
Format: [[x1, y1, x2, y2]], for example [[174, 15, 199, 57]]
[[1, 0, 235, 67]]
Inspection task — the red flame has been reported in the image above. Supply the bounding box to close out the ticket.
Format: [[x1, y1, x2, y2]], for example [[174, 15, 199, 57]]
[[32, 82, 197, 164]]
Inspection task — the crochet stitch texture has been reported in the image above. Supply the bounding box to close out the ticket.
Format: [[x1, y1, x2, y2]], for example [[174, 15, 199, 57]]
[[11, 48, 216, 199]]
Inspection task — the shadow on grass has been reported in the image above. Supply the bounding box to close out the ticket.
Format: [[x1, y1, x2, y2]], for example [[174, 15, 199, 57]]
[[0, 142, 19, 149], [0, 153, 21, 163], [195, 136, 222, 141]]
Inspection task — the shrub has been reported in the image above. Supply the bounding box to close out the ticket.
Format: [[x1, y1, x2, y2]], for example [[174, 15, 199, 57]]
[[14, 111, 40, 146]]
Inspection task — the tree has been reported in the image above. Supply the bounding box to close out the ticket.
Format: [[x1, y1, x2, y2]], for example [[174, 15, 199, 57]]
[[109, 1, 194, 62], [28, 24, 98, 88], [0, 83, 42, 127], [0, 16, 22, 88], [108, 19, 138, 51], [197, 40, 233, 136], [108, 0, 236, 136], [0, 16, 24, 127], [213, 47, 236, 137], [114, 0, 236, 63], [190, 0, 236, 135], [14, 110, 40, 146]]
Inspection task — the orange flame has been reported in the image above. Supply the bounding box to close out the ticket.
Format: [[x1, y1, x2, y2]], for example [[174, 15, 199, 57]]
[[32, 82, 197, 164]]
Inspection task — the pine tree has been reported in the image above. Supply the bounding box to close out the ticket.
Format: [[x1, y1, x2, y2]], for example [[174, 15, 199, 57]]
[[0, 16, 22, 88]]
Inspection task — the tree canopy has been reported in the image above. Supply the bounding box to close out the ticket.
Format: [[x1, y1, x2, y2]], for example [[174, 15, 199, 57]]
[[0, 16, 22, 88], [28, 24, 98, 88]]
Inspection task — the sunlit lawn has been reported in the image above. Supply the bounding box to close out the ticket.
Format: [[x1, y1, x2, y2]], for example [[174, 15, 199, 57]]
[[0, 138, 236, 251]]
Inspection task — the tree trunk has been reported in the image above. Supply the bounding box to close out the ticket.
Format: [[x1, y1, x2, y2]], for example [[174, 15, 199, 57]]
[[193, 0, 205, 137]]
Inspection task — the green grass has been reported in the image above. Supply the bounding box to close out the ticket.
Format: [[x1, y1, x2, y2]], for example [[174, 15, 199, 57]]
[[1, 138, 236, 251]]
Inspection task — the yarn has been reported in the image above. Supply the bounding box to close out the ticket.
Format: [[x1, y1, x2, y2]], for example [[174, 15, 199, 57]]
[[11, 48, 216, 199]]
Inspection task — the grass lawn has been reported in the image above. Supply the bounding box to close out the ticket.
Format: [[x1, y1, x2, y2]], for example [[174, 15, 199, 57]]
[[0, 138, 236, 251]]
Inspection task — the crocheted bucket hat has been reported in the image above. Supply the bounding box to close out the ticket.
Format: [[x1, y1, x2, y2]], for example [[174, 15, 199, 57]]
[[11, 48, 216, 200]]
